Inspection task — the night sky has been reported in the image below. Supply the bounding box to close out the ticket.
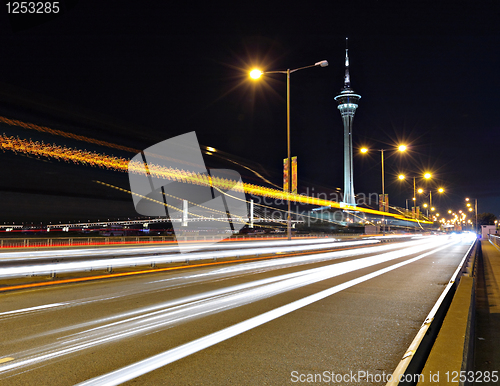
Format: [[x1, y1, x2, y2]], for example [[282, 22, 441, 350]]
[[0, 1, 499, 224]]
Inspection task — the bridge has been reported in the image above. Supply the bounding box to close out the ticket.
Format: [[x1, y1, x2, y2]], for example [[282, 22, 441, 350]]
[[1, 233, 497, 385]]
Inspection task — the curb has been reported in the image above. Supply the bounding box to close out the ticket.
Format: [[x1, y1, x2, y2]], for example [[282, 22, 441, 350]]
[[417, 276, 475, 385], [387, 239, 478, 386]]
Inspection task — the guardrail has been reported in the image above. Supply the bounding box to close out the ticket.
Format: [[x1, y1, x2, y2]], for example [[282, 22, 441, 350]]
[[0, 233, 335, 249], [489, 234, 500, 248], [387, 237, 479, 386]]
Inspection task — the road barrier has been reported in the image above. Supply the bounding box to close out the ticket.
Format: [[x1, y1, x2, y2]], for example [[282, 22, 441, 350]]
[[0, 233, 335, 250], [387, 238, 479, 386], [489, 234, 500, 248]]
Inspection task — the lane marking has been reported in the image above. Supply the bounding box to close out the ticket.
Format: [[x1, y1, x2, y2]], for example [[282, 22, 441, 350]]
[[0, 303, 67, 317], [76, 241, 457, 386], [0, 358, 14, 364]]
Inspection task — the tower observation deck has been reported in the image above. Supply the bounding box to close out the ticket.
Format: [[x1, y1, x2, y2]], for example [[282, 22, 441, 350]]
[[334, 38, 361, 207]]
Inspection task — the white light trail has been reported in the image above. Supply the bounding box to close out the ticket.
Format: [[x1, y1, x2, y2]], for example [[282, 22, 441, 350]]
[[0, 237, 455, 378], [75, 239, 459, 386], [0, 239, 383, 278], [0, 238, 342, 261]]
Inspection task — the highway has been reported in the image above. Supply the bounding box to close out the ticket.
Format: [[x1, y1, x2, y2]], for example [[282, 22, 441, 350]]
[[0, 234, 475, 385]]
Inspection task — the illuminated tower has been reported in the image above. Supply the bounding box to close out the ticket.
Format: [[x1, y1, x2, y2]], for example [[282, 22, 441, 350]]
[[334, 38, 361, 207]]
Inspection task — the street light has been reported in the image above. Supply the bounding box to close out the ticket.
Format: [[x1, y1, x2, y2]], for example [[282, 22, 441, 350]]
[[360, 145, 407, 235], [417, 187, 444, 219], [465, 197, 478, 234], [250, 60, 329, 240], [399, 173, 438, 220]]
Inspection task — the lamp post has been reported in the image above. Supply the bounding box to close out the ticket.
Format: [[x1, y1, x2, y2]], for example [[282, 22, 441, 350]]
[[398, 173, 437, 221], [416, 186, 444, 221], [465, 197, 478, 234], [250, 60, 328, 240], [360, 145, 406, 235]]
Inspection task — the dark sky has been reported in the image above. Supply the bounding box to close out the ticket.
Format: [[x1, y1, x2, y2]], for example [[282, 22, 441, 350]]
[[0, 1, 499, 223]]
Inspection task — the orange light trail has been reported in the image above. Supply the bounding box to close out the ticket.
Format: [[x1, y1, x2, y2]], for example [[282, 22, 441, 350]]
[[0, 134, 430, 223], [0, 115, 138, 153]]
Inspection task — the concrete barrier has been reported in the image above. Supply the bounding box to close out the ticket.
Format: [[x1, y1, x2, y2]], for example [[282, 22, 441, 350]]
[[417, 276, 475, 385], [387, 239, 478, 386]]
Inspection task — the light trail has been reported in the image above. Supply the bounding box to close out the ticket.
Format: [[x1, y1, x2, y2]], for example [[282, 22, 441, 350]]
[[76, 239, 458, 386], [0, 237, 456, 379], [0, 134, 431, 223], [0, 236, 342, 261], [0, 239, 383, 279]]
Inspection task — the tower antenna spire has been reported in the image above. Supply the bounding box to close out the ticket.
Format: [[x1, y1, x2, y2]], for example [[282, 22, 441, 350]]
[[344, 37, 351, 89]]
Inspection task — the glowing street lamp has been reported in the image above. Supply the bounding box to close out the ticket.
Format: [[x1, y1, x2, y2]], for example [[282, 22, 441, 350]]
[[250, 60, 328, 240], [249, 69, 263, 79]]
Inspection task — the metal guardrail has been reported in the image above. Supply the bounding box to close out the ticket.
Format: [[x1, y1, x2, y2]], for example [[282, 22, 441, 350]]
[[0, 233, 334, 249], [489, 234, 500, 248]]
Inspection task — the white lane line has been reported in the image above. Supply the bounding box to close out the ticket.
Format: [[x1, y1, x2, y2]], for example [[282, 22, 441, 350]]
[[0, 303, 67, 317], [75, 241, 457, 386]]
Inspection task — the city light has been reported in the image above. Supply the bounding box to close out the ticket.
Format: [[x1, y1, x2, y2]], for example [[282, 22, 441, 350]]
[[360, 147, 368, 153], [424, 173, 432, 179], [438, 188, 444, 193], [398, 145, 407, 152], [398, 174, 405, 180], [249, 69, 263, 79]]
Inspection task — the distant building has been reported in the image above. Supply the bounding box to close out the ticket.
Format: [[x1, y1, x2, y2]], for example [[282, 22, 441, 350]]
[[481, 225, 497, 238]]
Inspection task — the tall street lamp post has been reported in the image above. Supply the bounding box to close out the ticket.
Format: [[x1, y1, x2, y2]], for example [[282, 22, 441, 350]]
[[250, 60, 328, 240], [465, 197, 478, 234], [360, 145, 406, 235]]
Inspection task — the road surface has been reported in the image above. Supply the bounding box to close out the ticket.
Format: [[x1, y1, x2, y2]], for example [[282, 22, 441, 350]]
[[0, 234, 474, 385]]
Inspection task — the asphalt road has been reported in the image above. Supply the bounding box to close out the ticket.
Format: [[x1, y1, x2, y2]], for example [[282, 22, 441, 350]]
[[0, 234, 475, 386]]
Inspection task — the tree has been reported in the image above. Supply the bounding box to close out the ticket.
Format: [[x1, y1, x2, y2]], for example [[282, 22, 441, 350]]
[[476, 212, 497, 226]]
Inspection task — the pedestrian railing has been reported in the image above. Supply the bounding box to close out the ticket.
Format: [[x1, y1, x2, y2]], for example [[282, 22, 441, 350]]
[[489, 234, 500, 248], [0, 233, 336, 249]]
